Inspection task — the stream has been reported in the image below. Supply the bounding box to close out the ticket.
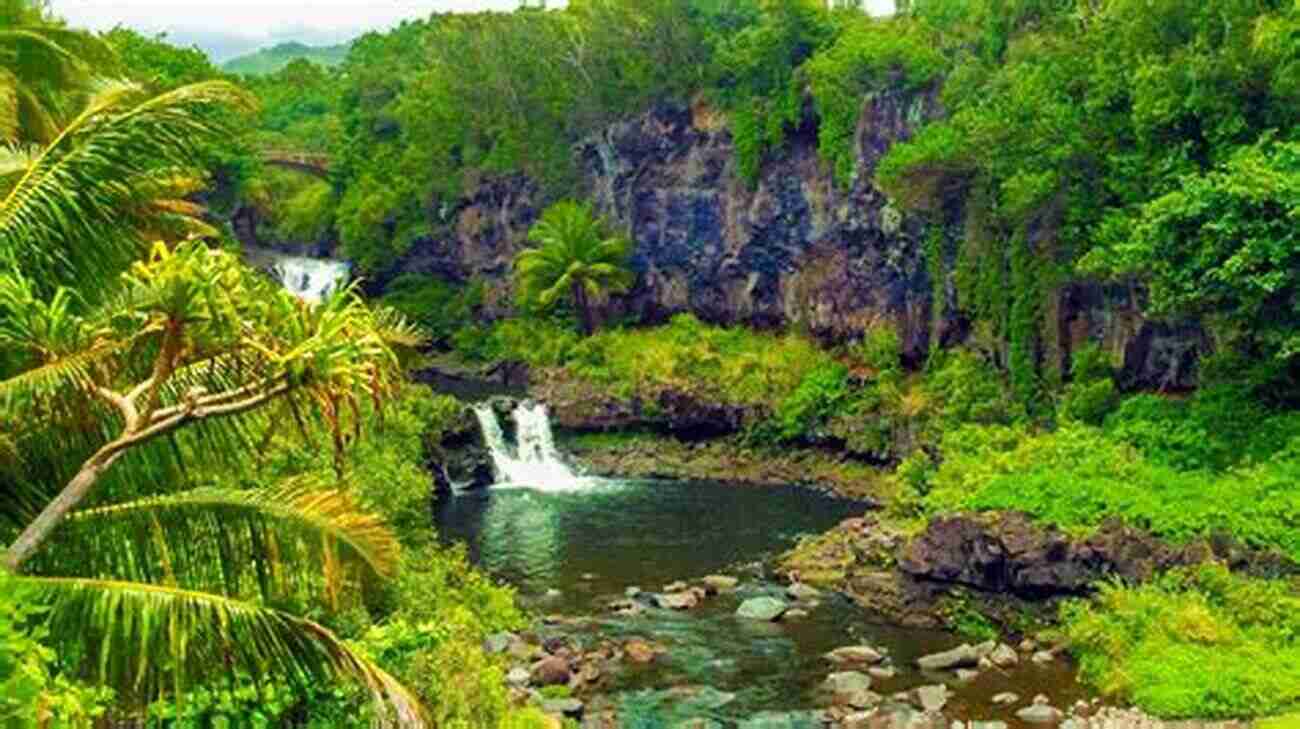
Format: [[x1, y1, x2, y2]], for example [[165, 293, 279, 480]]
[[432, 404, 1087, 727]]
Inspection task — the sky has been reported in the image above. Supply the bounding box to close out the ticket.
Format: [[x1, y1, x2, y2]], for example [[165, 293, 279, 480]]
[[50, 0, 896, 61]]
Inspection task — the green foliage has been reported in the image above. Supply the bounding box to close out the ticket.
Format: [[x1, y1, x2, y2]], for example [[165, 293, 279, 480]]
[[1103, 385, 1300, 472], [771, 362, 851, 442], [1059, 344, 1119, 425], [805, 16, 944, 184], [923, 423, 1300, 562], [381, 275, 485, 346], [923, 350, 1014, 427], [1085, 139, 1300, 362], [224, 42, 350, 76], [1062, 564, 1300, 719], [514, 200, 635, 335], [713, 0, 833, 183]]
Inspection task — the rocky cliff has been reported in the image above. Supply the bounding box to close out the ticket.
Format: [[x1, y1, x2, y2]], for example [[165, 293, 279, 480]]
[[396, 90, 1204, 388]]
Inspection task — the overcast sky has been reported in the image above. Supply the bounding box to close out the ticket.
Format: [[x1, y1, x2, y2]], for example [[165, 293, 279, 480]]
[[50, 0, 896, 60]]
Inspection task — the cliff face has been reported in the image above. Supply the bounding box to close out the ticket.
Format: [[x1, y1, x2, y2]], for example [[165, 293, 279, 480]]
[[398, 91, 1204, 389]]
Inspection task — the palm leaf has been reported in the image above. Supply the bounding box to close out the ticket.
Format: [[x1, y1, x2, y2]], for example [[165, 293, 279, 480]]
[[0, 79, 254, 293], [28, 481, 401, 601], [14, 576, 425, 727]]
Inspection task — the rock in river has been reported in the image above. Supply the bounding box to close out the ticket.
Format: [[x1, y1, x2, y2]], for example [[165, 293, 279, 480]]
[[655, 591, 701, 610], [702, 575, 739, 593], [1016, 705, 1063, 724], [530, 656, 571, 687], [736, 596, 789, 621], [826, 646, 885, 665], [916, 644, 979, 671]]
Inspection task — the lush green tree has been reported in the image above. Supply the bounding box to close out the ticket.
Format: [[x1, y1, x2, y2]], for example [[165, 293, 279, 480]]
[[514, 200, 634, 335]]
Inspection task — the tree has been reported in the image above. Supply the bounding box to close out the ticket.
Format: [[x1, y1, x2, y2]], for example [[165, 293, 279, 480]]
[[0, 11, 427, 723], [514, 200, 634, 335]]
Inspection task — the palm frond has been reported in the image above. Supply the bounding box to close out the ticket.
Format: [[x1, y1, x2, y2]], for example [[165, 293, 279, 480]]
[[29, 481, 400, 600], [0, 141, 40, 178], [14, 576, 425, 727], [0, 79, 254, 293]]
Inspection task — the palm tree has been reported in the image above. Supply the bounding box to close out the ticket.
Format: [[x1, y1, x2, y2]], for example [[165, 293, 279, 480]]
[[514, 200, 634, 335], [0, 10, 428, 724]]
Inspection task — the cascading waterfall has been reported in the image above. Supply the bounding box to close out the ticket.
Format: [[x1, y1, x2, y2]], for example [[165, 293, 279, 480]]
[[472, 401, 584, 490], [273, 257, 350, 303]]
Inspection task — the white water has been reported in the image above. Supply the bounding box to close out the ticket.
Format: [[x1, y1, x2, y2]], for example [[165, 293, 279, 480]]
[[273, 257, 350, 303], [473, 401, 588, 491]]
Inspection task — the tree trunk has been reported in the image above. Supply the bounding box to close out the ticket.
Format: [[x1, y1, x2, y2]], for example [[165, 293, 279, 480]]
[[572, 279, 595, 336]]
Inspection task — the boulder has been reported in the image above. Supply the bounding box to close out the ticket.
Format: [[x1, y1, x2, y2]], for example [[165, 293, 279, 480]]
[[540, 698, 584, 719], [1016, 705, 1063, 724], [654, 591, 701, 610], [991, 692, 1019, 706], [736, 597, 788, 621], [824, 671, 873, 696], [916, 644, 979, 671], [786, 583, 822, 601], [702, 575, 739, 593], [826, 646, 886, 665], [529, 656, 571, 687], [913, 684, 950, 713], [989, 644, 1019, 668], [624, 639, 664, 664]]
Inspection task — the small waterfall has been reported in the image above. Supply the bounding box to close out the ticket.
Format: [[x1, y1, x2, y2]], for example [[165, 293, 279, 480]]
[[472, 401, 584, 490], [272, 257, 350, 303]]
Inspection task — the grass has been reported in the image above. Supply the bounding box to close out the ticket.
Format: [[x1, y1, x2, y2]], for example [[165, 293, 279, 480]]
[[920, 423, 1300, 562], [1062, 564, 1300, 719]]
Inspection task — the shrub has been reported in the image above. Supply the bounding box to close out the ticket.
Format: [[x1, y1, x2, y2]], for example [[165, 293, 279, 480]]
[[1059, 378, 1119, 425], [924, 350, 1015, 427], [770, 362, 851, 442], [923, 423, 1300, 562], [1062, 565, 1300, 718]]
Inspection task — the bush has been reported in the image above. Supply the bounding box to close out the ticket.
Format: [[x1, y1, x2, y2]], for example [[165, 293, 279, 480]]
[[771, 362, 851, 442], [924, 351, 1015, 427], [1063, 564, 1300, 718], [381, 274, 484, 346], [1059, 378, 1119, 425], [923, 423, 1300, 562]]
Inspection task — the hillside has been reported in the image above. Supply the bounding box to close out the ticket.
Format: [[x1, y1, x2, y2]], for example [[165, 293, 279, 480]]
[[221, 40, 349, 75]]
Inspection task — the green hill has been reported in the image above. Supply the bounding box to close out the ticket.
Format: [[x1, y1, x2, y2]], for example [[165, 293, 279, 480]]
[[222, 41, 349, 76]]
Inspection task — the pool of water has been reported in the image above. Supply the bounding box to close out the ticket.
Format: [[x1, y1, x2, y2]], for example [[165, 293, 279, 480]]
[[434, 479, 1086, 726]]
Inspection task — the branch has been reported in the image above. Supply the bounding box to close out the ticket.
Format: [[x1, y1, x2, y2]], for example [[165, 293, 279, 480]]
[[93, 386, 139, 431], [2, 380, 294, 572]]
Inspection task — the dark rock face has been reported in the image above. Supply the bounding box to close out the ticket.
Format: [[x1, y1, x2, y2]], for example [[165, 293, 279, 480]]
[[535, 372, 751, 437], [397, 94, 1206, 388], [898, 513, 1291, 597]]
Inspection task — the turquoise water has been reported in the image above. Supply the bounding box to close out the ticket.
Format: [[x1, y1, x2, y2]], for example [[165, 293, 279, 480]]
[[434, 479, 1084, 725]]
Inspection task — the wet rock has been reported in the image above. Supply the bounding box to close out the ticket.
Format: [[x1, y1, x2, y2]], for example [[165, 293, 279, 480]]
[[530, 656, 571, 687], [624, 639, 665, 664], [673, 720, 723, 729], [824, 671, 874, 696], [654, 591, 701, 610], [867, 666, 896, 680], [989, 644, 1019, 667], [1016, 705, 1063, 724], [841, 711, 875, 729], [991, 692, 1019, 706], [827, 646, 886, 665], [787, 583, 822, 601], [702, 575, 739, 593], [913, 685, 950, 713], [897, 512, 1282, 599], [916, 644, 978, 671], [736, 596, 789, 621], [737, 711, 828, 729], [540, 697, 584, 719], [1031, 650, 1055, 665]]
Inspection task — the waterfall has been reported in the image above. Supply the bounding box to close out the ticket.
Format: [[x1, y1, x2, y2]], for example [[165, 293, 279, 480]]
[[472, 401, 584, 490], [272, 257, 350, 303]]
